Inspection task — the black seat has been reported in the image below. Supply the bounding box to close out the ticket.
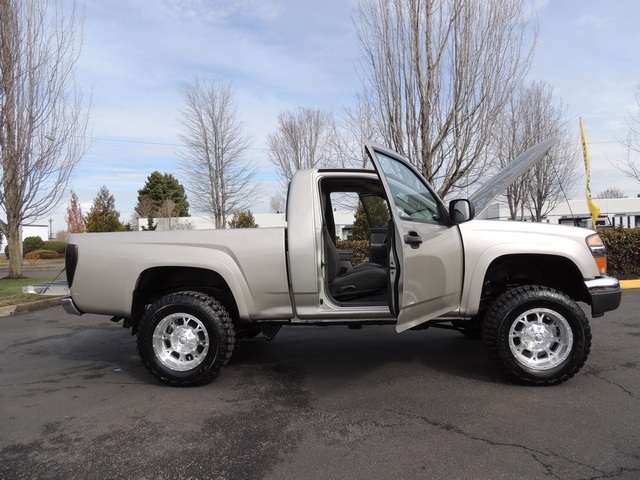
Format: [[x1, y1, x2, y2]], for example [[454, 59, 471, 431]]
[[323, 226, 387, 300]]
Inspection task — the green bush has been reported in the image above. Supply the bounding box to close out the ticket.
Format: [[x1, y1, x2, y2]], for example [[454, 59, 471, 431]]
[[43, 240, 67, 254], [24, 249, 61, 260], [336, 240, 370, 265], [23, 236, 44, 256], [598, 228, 640, 278]]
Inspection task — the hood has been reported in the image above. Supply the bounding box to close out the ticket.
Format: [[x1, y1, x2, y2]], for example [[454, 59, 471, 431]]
[[460, 217, 595, 243], [469, 138, 559, 215]]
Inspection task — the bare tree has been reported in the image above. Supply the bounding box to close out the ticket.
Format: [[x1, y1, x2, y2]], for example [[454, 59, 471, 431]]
[[617, 87, 640, 183], [332, 96, 380, 169], [155, 198, 193, 230], [524, 85, 578, 222], [65, 190, 85, 233], [494, 81, 578, 222], [269, 194, 285, 214], [267, 107, 334, 189], [492, 93, 529, 220], [596, 187, 626, 199], [134, 195, 156, 218], [0, 0, 89, 277], [179, 78, 257, 229], [353, 0, 535, 197]]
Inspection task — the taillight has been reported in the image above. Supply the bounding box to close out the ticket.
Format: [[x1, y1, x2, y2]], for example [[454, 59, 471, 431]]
[[65, 244, 78, 288], [586, 234, 607, 275]]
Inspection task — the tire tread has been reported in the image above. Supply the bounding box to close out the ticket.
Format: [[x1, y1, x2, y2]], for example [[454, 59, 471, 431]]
[[482, 285, 591, 386], [137, 291, 235, 387]]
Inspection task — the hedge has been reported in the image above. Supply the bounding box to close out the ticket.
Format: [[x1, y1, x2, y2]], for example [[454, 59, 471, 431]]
[[24, 249, 61, 260], [336, 240, 370, 265], [43, 240, 67, 254], [598, 228, 640, 278]]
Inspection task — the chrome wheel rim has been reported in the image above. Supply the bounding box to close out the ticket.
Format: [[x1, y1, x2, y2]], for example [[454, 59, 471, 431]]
[[508, 308, 573, 371], [153, 313, 210, 371]]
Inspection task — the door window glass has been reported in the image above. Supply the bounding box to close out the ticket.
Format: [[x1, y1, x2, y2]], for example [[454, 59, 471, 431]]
[[374, 151, 443, 224]]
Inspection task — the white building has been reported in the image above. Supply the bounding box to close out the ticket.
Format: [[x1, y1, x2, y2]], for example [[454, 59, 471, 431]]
[[0, 224, 50, 254], [483, 197, 640, 228]]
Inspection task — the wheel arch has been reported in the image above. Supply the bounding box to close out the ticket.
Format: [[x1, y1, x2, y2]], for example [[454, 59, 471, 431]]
[[130, 266, 242, 334], [465, 253, 590, 316]]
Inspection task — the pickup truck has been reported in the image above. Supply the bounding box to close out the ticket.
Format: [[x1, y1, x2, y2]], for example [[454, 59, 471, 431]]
[[52, 140, 621, 387]]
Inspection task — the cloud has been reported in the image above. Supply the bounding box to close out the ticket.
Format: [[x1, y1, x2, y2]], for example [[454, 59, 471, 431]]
[[575, 14, 615, 30], [42, 0, 640, 233]]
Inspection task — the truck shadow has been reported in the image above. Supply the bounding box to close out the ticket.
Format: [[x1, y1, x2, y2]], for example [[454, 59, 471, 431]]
[[228, 325, 504, 385]]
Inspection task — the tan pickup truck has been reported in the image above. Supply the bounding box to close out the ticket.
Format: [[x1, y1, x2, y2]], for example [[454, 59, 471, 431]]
[[46, 140, 621, 386]]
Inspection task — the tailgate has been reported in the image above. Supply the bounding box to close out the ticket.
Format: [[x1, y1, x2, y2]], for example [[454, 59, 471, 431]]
[[22, 280, 70, 296]]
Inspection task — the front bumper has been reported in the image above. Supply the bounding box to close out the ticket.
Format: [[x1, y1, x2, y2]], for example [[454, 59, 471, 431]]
[[585, 276, 622, 317]]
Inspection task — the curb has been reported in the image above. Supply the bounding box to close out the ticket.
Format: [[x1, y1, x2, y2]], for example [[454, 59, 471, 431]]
[[0, 297, 62, 317], [620, 279, 640, 290]]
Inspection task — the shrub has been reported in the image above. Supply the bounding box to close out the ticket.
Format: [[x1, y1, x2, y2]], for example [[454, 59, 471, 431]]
[[598, 228, 640, 278], [336, 239, 370, 265], [228, 210, 259, 228], [23, 236, 44, 256], [24, 249, 61, 260], [43, 240, 67, 254]]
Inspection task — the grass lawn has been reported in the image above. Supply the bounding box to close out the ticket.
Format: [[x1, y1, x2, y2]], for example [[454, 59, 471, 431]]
[[0, 277, 58, 308]]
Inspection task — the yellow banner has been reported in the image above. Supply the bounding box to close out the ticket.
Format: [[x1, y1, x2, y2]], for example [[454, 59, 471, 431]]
[[580, 118, 600, 226]]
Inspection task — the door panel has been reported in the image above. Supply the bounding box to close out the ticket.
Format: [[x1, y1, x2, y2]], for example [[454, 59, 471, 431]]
[[364, 142, 464, 332], [394, 222, 463, 331]]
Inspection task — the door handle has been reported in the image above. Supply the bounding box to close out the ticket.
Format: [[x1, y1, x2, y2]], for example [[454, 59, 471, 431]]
[[403, 231, 422, 249]]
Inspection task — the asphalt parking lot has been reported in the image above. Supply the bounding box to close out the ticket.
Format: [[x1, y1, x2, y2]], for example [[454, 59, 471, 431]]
[[1, 291, 639, 480]]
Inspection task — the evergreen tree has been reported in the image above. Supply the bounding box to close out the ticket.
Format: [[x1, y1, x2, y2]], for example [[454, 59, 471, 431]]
[[136, 171, 189, 218], [85, 186, 127, 232], [141, 217, 157, 231], [351, 202, 370, 241], [352, 196, 389, 240], [228, 210, 259, 228]]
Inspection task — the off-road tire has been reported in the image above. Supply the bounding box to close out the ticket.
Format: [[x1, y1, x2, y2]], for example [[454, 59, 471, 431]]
[[137, 291, 235, 387], [482, 285, 591, 386]]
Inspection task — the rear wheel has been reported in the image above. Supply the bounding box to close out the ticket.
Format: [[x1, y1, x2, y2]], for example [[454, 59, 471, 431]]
[[137, 291, 235, 387], [482, 285, 591, 386]]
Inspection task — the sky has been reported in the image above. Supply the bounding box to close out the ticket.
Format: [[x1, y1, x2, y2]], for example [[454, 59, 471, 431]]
[[35, 0, 640, 233]]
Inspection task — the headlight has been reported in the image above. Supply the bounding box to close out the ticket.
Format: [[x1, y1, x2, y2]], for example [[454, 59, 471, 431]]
[[586, 234, 607, 275]]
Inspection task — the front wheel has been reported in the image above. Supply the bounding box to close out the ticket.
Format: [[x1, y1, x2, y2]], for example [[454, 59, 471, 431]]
[[137, 291, 235, 387], [482, 285, 591, 386]]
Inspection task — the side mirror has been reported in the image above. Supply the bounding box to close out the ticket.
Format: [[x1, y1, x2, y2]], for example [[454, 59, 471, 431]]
[[449, 199, 475, 224]]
